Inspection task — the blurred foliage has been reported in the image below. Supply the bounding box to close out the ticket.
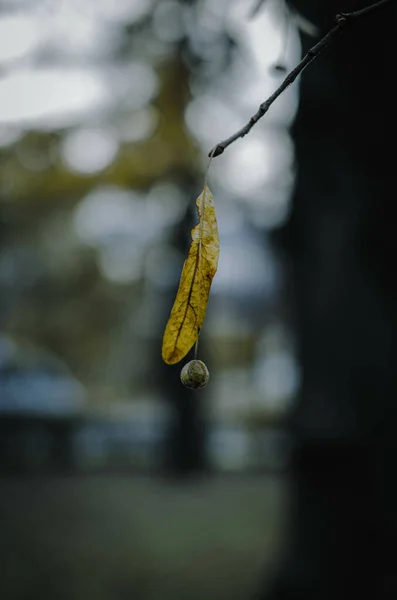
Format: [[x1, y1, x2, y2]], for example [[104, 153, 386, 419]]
[[0, 0, 300, 443], [0, 1, 200, 398]]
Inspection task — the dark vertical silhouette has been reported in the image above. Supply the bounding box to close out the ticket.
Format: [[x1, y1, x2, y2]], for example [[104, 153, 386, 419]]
[[260, 1, 397, 598]]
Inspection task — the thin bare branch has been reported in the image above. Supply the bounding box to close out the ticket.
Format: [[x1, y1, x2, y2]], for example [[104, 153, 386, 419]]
[[209, 0, 394, 158]]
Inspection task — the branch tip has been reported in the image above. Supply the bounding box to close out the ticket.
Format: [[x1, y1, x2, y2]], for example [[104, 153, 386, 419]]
[[209, 144, 225, 158]]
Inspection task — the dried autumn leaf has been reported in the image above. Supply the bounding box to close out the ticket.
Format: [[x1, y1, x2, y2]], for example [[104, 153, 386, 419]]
[[162, 185, 219, 365]]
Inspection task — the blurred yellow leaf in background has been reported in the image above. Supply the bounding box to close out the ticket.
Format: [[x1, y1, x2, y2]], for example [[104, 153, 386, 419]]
[[162, 185, 219, 365]]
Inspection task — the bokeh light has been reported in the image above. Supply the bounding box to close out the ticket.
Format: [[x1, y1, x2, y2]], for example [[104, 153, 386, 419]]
[[0, 68, 108, 126], [62, 128, 119, 175]]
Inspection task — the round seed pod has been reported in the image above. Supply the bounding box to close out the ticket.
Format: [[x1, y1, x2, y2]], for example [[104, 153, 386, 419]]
[[180, 360, 210, 390]]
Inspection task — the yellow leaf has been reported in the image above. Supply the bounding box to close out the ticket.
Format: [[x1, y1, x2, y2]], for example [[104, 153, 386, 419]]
[[162, 185, 219, 365]]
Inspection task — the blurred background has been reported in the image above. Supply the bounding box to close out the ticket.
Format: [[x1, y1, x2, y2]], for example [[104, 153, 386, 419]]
[[0, 0, 300, 475], [2, 0, 396, 599], [0, 1, 300, 599]]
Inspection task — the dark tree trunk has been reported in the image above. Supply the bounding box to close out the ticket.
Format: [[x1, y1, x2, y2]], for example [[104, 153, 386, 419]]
[[259, 1, 397, 598]]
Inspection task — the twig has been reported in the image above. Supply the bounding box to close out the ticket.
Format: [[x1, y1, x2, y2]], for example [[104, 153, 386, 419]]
[[209, 0, 393, 158]]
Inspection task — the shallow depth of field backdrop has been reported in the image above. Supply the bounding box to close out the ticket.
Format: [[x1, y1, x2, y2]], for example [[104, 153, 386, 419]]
[[0, 1, 301, 599]]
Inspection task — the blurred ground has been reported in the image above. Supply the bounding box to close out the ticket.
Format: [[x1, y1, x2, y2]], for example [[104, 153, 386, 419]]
[[0, 473, 284, 600]]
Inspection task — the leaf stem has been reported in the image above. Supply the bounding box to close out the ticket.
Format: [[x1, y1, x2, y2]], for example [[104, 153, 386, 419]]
[[209, 0, 393, 158], [194, 333, 200, 360]]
